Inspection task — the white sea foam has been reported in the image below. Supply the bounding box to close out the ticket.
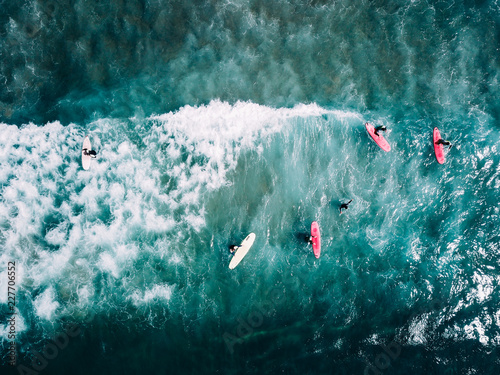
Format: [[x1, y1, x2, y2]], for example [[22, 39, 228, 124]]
[[149, 100, 356, 203], [45, 222, 69, 246], [77, 285, 92, 306], [407, 313, 429, 345], [1, 101, 349, 330], [467, 271, 494, 304], [464, 317, 491, 346], [34, 287, 60, 320], [99, 252, 120, 278], [129, 284, 174, 306], [0, 260, 10, 306]]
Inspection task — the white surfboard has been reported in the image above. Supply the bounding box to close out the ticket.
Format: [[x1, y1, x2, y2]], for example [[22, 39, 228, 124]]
[[229, 233, 256, 270], [82, 136, 91, 170]]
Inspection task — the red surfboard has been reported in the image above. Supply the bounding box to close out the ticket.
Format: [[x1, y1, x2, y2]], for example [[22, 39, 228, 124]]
[[311, 221, 321, 259], [365, 123, 391, 152], [433, 127, 445, 164]]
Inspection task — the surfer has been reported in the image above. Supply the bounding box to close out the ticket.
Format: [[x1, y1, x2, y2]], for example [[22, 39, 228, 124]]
[[340, 199, 353, 214], [83, 148, 97, 158], [305, 235, 314, 245], [229, 245, 239, 254], [435, 139, 452, 148], [374, 125, 386, 136]]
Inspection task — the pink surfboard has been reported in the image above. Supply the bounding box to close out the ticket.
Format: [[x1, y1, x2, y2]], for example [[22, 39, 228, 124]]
[[433, 127, 445, 164], [311, 221, 321, 259], [365, 123, 391, 152]]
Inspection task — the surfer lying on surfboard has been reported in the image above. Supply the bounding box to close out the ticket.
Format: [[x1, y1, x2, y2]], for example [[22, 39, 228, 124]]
[[83, 148, 98, 158], [374, 126, 386, 136], [340, 199, 353, 214], [435, 139, 452, 148]]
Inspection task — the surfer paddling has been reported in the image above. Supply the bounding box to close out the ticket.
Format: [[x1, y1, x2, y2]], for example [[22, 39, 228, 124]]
[[339, 199, 353, 214], [83, 148, 97, 158], [228, 233, 256, 269], [81, 136, 97, 170], [365, 123, 391, 152], [374, 125, 387, 136], [435, 138, 452, 148]]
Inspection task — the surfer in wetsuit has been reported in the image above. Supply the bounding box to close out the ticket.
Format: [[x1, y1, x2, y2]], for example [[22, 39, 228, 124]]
[[229, 245, 239, 254], [83, 149, 98, 158], [374, 126, 387, 136], [339, 199, 353, 214], [436, 139, 452, 148]]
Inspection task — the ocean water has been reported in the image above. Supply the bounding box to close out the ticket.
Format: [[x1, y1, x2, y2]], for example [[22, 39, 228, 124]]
[[1, 0, 500, 374]]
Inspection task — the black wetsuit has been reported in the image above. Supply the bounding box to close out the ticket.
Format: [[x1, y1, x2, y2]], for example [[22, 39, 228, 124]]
[[436, 139, 451, 146], [340, 199, 353, 213], [374, 126, 386, 136], [83, 149, 97, 157]]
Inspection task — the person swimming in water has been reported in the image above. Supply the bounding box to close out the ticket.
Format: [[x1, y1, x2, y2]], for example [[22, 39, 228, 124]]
[[374, 126, 387, 136], [229, 245, 239, 254], [340, 199, 353, 214], [305, 235, 315, 245]]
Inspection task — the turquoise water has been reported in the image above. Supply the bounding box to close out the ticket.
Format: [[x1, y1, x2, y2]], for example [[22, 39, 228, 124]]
[[1, 1, 500, 374]]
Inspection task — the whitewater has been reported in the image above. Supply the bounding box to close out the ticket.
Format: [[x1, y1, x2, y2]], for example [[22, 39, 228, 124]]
[[1, 1, 500, 374]]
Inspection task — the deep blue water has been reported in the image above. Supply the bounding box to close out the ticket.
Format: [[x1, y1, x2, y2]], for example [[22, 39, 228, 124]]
[[1, 1, 500, 374]]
